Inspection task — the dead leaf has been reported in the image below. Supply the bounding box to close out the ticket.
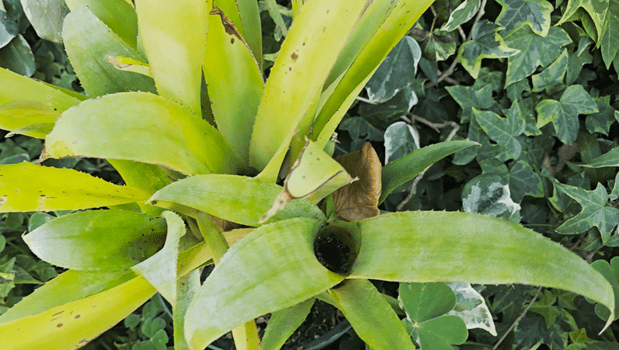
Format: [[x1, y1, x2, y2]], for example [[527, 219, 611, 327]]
[[333, 142, 382, 221]]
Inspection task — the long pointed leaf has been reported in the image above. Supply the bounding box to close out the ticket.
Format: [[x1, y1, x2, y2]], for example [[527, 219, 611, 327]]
[[380, 140, 479, 204], [204, 7, 263, 163], [23, 210, 167, 271], [148, 174, 325, 227], [330, 279, 415, 350], [0, 100, 59, 138], [43, 92, 239, 175], [64, 0, 138, 49], [132, 211, 185, 304], [0, 162, 151, 212], [184, 218, 344, 349], [262, 298, 315, 350], [350, 211, 615, 328], [134, 0, 207, 115], [312, 0, 434, 146], [0, 68, 83, 107], [0, 270, 156, 350], [63, 6, 156, 97], [248, 0, 371, 173]]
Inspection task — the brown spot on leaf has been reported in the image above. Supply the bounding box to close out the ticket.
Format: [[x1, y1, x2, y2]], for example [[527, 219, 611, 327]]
[[333, 142, 382, 221], [231, 37, 235, 44], [57, 323, 63, 328], [52, 311, 64, 316], [75, 315, 81, 319], [291, 52, 299, 61], [211, 7, 242, 41], [289, 67, 292, 71]]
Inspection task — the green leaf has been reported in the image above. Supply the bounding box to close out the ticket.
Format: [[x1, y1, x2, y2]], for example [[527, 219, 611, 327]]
[[440, 0, 480, 32], [536, 85, 599, 145], [474, 107, 525, 161], [586, 96, 616, 136], [203, 7, 263, 164], [509, 160, 544, 202], [406, 315, 468, 350], [331, 279, 415, 350], [339, 117, 384, 151], [23, 210, 167, 271], [447, 282, 497, 336], [358, 85, 418, 129], [381, 140, 478, 204], [458, 20, 519, 79], [365, 36, 421, 103], [581, 146, 619, 168], [554, 182, 619, 243], [529, 290, 562, 328], [601, 0, 619, 68], [445, 84, 495, 123], [132, 211, 185, 305], [462, 174, 521, 221], [399, 282, 456, 322], [557, 0, 608, 42], [496, 0, 553, 36], [531, 49, 568, 94], [184, 218, 344, 350], [43, 92, 240, 175], [0, 10, 18, 47], [0, 100, 58, 139], [262, 298, 314, 350], [173, 270, 200, 350], [384, 121, 419, 164], [0, 162, 151, 212], [503, 26, 572, 86], [62, 6, 156, 98], [0, 34, 35, 77], [148, 174, 325, 227], [0, 269, 156, 350], [134, 0, 206, 115], [64, 0, 138, 49], [567, 36, 594, 85], [350, 211, 615, 329], [21, 0, 69, 43], [591, 257, 619, 321]]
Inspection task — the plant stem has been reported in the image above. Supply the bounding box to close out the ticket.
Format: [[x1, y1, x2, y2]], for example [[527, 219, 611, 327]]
[[196, 212, 262, 350]]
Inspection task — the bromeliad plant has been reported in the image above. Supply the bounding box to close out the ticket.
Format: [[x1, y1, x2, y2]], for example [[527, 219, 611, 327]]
[[0, 0, 615, 349]]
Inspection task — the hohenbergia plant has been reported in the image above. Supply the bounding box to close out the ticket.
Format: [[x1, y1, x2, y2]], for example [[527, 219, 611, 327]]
[[0, 0, 614, 349]]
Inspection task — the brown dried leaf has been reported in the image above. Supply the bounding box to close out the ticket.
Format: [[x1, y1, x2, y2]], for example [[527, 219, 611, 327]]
[[333, 142, 382, 221]]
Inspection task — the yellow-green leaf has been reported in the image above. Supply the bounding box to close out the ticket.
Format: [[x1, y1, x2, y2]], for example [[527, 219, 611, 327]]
[[203, 7, 263, 163], [148, 174, 325, 227], [43, 92, 239, 175], [0, 162, 151, 212], [350, 211, 615, 329], [0, 270, 156, 350], [249, 0, 371, 175], [0, 67, 82, 111], [134, 0, 207, 115], [184, 218, 343, 349], [313, 0, 434, 148], [0, 100, 59, 138], [23, 210, 167, 271], [330, 279, 415, 350], [132, 211, 185, 305]]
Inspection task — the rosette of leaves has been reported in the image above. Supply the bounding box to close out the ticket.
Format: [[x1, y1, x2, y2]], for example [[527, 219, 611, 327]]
[[0, 0, 614, 350]]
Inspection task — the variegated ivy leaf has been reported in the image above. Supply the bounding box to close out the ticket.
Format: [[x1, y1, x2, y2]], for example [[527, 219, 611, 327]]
[[585, 96, 616, 136], [457, 20, 519, 79], [535, 85, 598, 145], [473, 105, 525, 162], [365, 36, 421, 103], [447, 282, 497, 336], [440, 0, 480, 32], [495, 0, 553, 36], [462, 174, 521, 222], [557, 0, 608, 44], [384, 121, 419, 164], [554, 181, 619, 244], [531, 49, 568, 94], [445, 84, 496, 123], [503, 26, 572, 87]]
